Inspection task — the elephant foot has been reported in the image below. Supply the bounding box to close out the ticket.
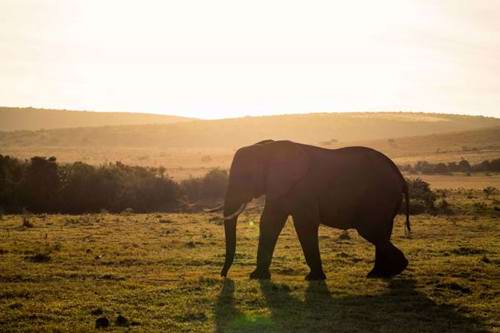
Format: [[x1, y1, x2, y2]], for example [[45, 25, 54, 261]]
[[367, 263, 407, 279], [367, 267, 392, 279], [250, 269, 271, 280], [305, 270, 326, 281], [368, 243, 408, 279]]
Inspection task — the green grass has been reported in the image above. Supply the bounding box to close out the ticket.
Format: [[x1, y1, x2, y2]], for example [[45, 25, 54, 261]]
[[0, 209, 499, 332]]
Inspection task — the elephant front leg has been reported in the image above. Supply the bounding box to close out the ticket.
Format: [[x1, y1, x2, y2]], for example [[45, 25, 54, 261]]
[[250, 205, 288, 280], [293, 216, 326, 280]]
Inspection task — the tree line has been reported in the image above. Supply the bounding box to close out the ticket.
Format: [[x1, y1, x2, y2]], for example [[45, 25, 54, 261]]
[[2, 154, 495, 215], [0, 155, 227, 214], [398, 158, 500, 175]]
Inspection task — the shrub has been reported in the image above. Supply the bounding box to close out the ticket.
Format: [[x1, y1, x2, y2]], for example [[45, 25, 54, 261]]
[[0, 155, 26, 212], [180, 168, 228, 203], [0, 156, 181, 213], [408, 199, 428, 215], [121, 208, 134, 214], [22, 156, 60, 213], [473, 202, 487, 212], [403, 158, 500, 175], [483, 186, 498, 199], [405, 178, 437, 214], [22, 215, 34, 228], [436, 199, 453, 215]]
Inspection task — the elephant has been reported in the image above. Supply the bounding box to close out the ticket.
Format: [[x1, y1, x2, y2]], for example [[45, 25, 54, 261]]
[[212, 140, 410, 280]]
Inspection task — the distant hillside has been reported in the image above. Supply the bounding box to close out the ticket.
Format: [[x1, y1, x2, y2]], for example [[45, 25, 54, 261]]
[[1, 112, 499, 148], [0, 107, 194, 131], [336, 125, 500, 164], [1, 120, 499, 180]]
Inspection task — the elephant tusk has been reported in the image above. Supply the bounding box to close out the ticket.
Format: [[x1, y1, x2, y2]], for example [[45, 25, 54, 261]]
[[223, 203, 247, 220], [203, 204, 224, 213]]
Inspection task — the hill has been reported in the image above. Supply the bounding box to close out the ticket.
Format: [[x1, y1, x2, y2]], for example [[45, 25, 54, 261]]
[[326, 125, 500, 164], [0, 106, 194, 131], [1, 112, 499, 181], [1, 112, 499, 148]]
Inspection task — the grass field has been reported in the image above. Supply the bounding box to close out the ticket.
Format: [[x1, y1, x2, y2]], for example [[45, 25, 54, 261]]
[[1, 206, 499, 332], [416, 174, 500, 190]]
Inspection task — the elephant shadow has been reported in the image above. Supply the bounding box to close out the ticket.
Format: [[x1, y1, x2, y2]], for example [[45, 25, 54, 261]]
[[214, 278, 487, 333]]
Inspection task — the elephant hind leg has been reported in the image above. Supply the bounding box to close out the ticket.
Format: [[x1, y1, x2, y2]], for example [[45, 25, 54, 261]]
[[357, 222, 408, 278], [367, 241, 408, 278]]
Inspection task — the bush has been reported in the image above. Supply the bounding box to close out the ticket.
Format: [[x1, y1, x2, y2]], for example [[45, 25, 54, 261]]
[[0, 155, 26, 212], [483, 186, 498, 199], [405, 178, 437, 214], [180, 168, 228, 203], [401, 158, 500, 175], [435, 199, 453, 215], [0, 156, 181, 213], [408, 199, 428, 215]]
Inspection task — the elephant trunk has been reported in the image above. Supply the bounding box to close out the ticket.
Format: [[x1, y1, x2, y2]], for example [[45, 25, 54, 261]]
[[220, 197, 247, 277], [221, 217, 237, 277]]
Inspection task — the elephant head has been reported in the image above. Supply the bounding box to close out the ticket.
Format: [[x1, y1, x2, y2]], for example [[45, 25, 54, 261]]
[[220, 140, 310, 277]]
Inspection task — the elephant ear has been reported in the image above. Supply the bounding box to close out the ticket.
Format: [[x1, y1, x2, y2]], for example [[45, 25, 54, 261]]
[[266, 142, 310, 201]]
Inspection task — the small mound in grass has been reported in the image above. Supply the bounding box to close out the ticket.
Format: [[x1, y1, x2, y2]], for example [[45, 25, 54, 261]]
[[24, 253, 51, 263], [95, 317, 109, 329]]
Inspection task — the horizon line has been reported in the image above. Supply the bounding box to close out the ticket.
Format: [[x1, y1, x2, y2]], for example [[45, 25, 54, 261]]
[[1, 104, 499, 121]]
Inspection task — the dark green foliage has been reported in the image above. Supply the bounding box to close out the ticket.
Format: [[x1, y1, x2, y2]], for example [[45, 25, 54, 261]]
[[405, 178, 437, 214], [435, 198, 453, 215], [407, 199, 428, 215], [58, 161, 180, 213], [0, 154, 230, 214], [483, 186, 497, 199], [23, 156, 59, 212], [0, 155, 26, 212], [0, 155, 61, 212], [458, 160, 472, 172], [399, 158, 500, 175], [180, 168, 228, 203], [0, 155, 181, 213]]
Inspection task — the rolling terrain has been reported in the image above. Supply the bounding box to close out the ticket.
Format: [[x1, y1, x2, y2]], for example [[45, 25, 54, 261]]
[[1, 119, 499, 182], [1, 111, 499, 188], [327, 125, 500, 164], [1, 111, 499, 147], [0, 107, 193, 131]]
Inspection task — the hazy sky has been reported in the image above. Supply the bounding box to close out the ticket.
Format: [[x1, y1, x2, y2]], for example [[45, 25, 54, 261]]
[[1, 1, 499, 119]]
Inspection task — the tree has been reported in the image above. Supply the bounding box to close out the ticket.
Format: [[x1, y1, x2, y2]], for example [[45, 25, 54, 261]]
[[0, 155, 26, 212], [483, 186, 498, 199], [458, 160, 471, 172], [21, 156, 60, 212]]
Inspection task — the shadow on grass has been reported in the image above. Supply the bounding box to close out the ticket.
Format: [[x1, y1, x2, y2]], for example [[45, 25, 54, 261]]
[[215, 278, 487, 333]]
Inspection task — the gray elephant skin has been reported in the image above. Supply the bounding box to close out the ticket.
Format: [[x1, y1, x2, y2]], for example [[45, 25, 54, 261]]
[[218, 140, 410, 280]]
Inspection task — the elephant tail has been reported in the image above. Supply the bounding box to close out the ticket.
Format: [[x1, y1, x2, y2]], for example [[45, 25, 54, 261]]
[[403, 182, 411, 236]]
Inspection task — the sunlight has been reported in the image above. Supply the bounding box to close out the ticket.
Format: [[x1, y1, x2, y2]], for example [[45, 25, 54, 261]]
[[1, 1, 499, 118]]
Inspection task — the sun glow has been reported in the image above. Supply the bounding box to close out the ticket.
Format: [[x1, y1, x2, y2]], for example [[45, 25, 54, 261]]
[[1, 1, 499, 118]]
